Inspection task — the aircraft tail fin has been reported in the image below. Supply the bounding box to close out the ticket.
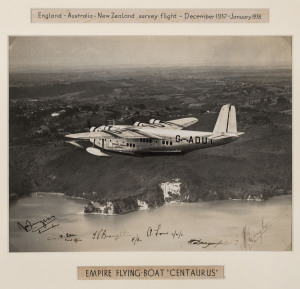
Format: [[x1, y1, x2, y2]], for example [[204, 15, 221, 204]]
[[213, 104, 237, 134]]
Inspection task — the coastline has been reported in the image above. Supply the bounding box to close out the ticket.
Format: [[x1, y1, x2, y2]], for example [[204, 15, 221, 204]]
[[9, 189, 292, 216]]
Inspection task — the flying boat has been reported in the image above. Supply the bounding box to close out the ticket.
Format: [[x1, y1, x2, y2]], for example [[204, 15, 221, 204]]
[[65, 104, 243, 157]]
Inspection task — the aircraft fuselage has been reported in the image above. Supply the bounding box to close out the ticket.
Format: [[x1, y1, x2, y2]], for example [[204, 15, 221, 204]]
[[91, 128, 238, 156]]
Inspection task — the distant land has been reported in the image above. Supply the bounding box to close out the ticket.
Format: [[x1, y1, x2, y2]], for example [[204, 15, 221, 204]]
[[9, 66, 292, 214]]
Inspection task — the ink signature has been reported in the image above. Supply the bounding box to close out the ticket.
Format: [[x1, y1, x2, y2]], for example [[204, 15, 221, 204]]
[[188, 239, 230, 248], [92, 229, 131, 241], [241, 210, 288, 250], [47, 233, 82, 243], [147, 224, 183, 239], [17, 216, 59, 234]]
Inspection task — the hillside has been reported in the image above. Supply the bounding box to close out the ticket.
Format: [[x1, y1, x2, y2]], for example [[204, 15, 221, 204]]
[[9, 112, 292, 205]]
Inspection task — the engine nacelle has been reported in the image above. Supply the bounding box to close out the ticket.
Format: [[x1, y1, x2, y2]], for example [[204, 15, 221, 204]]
[[134, 122, 148, 127], [149, 119, 161, 124], [96, 125, 121, 134], [90, 125, 112, 132], [90, 125, 121, 134], [99, 125, 113, 131]]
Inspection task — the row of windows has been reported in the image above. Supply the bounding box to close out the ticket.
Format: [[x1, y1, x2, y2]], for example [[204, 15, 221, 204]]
[[139, 138, 173, 145], [162, 141, 173, 145], [140, 138, 152, 143], [127, 140, 173, 147]]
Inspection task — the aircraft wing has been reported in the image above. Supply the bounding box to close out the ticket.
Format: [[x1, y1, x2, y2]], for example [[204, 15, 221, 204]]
[[160, 117, 198, 130], [65, 129, 163, 140]]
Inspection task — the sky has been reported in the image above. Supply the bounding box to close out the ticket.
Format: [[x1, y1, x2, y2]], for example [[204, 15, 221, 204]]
[[9, 36, 292, 73]]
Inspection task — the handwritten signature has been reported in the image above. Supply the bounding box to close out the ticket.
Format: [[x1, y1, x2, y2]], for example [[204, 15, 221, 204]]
[[17, 216, 59, 234], [188, 238, 230, 248], [147, 224, 183, 239], [92, 229, 131, 241], [92, 228, 142, 245], [47, 233, 82, 243], [241, 210, 288, 250]]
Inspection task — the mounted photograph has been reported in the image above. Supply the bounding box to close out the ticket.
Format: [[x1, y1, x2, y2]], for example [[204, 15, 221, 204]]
[[9, 36, 292, 252]]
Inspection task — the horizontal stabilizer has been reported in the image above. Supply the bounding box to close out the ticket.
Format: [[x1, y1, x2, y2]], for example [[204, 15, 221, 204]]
[[208, 133, 242, 140]]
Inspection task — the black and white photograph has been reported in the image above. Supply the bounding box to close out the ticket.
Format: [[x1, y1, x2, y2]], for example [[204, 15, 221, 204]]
[[9, 36, 292, 252]]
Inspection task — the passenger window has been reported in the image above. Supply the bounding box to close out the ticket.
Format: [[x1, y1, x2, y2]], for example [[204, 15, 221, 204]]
[[133, 144, 135, 147], [170, 141, 172, 145], [130, 143, 132, 147], [166, 141, 169, 145], [162, 141, 165, 145], [126, 143, 129, 146]]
